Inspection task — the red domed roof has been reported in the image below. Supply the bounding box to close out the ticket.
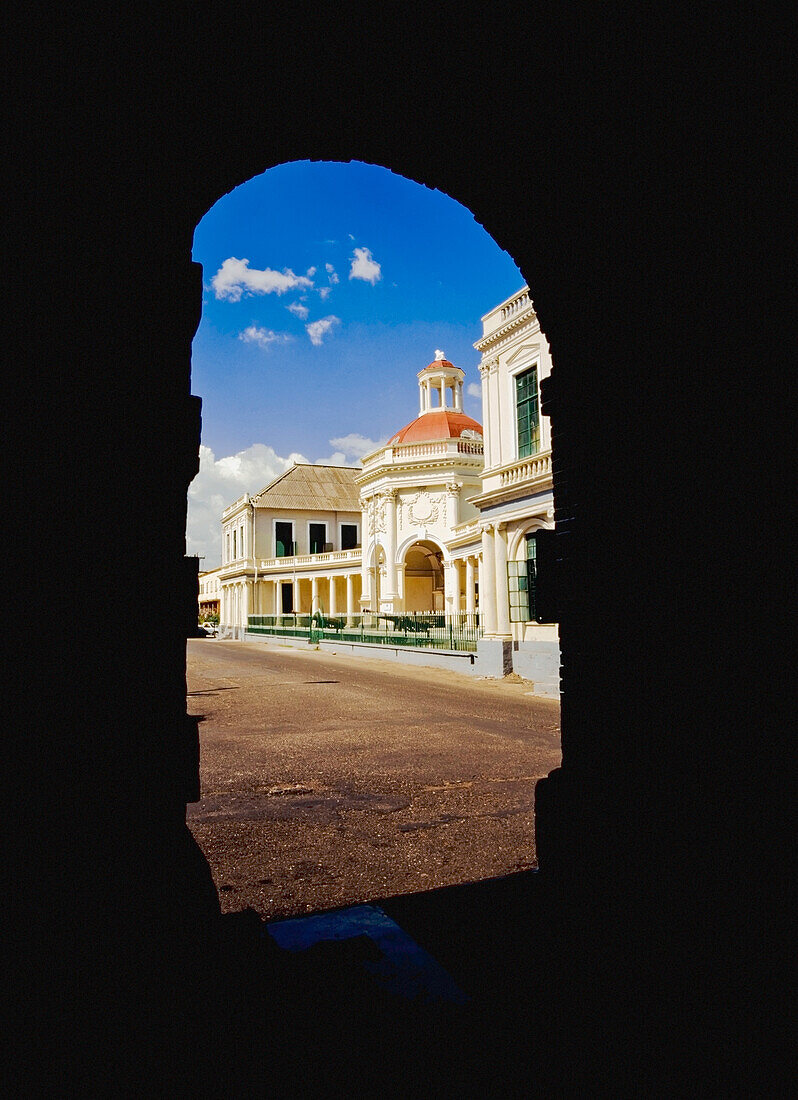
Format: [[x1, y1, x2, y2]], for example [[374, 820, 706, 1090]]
[[419, 357, 458, 373], [388, 409, 483, 445]]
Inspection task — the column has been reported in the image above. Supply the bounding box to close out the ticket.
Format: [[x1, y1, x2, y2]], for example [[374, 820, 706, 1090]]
[[293, 577, 301, 616], [383, 491, 397, 599], [396, 562, 406, 611], [242, 580, 250, 633], [443, 559, 460, 618], [466, 556, 476, 616], [311, 575, 319, 612], [446, 481, 461, 528], [481, 525, 498, 635], [490, 362, 502, 470], [480, 366, 492, 467], [346, 572, 355, 624], [494, 522, 511, 636], [360, 560, 370, 609], [455, 380, 463, 411], [328, 575, 337, 617]]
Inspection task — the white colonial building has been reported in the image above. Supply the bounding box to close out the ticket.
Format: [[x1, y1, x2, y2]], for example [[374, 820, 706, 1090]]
[[198, 566, 222, 619], [218, 464, 363, 636], [213, 290, 559, 695], [356, 352, 484, 620], [471, 287, 558, 692]]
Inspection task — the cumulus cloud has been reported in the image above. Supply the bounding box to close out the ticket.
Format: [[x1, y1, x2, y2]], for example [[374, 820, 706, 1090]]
[[467, 382, 482, 398], [212, 257, 314, 301], [325, 263, 339, 284], [239, 325, 291, 349], [186, 443, 310, 566], [306, 315, 340, 346], [306, 266, 317, 278], [328, 433, 386, 459], [287, 301, 309, 320], [317, 286, 332, 301], [349, 246, 382, 284]]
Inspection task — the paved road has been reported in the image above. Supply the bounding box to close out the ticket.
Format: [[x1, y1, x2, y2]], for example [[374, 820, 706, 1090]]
[[187, 638, 561, 919]]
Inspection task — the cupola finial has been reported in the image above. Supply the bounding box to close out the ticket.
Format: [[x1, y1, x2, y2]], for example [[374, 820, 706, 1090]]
[[434, 348, 446, 360]]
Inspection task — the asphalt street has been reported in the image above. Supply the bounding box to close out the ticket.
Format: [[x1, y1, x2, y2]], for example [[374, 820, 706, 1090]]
[[187, 637, 561, 918]]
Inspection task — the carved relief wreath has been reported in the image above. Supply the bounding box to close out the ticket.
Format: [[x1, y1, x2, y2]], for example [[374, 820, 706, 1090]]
[[407, 491, 442, 526]]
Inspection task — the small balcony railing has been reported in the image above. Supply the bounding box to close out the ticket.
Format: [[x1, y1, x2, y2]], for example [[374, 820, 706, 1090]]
[[498, 451, 552, 488], [257, 547, 362, 571]]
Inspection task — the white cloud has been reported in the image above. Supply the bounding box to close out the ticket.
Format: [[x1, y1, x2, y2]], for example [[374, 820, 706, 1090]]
[[239, 325, 291, 349], [325, 263, 339, 284], [306, 266, 317, 278], [287, 301, 309, 320], [186, 443, 310, 566], [211, 257, 314, 301], [317, 286, 332, 301], [306, 315, 340, 346], [467, 382, 482, 398], [349, 246, 382, 285], [328, 433, 386, 458]]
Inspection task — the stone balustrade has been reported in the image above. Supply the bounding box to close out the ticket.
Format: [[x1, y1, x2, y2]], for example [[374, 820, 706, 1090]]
[[477, 287, 536, 342], [219, 547, 362, 577], [361, 437, 483, 471], [500, 290, 532, 320], [258, 547, 362, 571], [498, 451, 552, 488]]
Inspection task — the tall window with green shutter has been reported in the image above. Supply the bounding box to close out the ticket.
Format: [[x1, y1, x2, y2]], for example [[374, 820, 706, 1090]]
[[507, 532, 538, 622], [515, 366, 540, 458]]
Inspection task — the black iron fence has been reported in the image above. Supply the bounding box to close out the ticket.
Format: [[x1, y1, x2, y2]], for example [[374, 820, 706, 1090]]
[[247, 611, 482, 652]]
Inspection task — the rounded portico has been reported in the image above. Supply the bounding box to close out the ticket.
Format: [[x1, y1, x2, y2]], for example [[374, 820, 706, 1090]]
[[356, 351, 484, 617]]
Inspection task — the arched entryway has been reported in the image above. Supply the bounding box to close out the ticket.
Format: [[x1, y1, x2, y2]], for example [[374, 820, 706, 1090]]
[[402, 539, 445, 613]]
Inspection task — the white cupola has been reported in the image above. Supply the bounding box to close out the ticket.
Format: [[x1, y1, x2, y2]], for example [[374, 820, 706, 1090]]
[[416, 350, 465, 415]]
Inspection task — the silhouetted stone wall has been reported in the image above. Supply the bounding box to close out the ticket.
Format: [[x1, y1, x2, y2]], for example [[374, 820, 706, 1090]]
[[9, 7, 774, 1091]]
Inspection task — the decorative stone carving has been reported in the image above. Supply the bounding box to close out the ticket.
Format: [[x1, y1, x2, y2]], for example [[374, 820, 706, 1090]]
[[366, 495, 386, 533], [405, 490, 446, 526]]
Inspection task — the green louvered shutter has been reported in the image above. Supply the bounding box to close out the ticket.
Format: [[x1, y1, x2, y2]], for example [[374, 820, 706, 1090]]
[[515, 366, 540, 458]]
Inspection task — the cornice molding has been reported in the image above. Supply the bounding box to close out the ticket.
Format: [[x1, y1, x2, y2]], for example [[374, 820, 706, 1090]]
[[474, 306, 540, 355]]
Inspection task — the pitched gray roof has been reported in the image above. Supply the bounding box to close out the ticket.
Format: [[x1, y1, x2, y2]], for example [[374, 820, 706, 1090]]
[[253, 463, 361, 512]]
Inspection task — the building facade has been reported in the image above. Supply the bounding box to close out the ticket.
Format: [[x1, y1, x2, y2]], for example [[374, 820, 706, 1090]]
[[198, 566, 222, 619], [218, 464, 363, 637], [215, 294, 559, 695], [471, 287, 559, 693], [356, 352, 484, 621]]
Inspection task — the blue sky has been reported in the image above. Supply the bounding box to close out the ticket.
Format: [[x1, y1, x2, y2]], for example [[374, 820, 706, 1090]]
[[188, 160, 523, 566]]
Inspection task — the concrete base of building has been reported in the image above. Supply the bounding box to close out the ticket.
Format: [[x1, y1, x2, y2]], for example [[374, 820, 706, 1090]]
[[243, 631, 479, 674], [476, 637, 513, 678], [240, 632, 560, 695], [317, 639, 478, 673], [512, 640, 561, 698]]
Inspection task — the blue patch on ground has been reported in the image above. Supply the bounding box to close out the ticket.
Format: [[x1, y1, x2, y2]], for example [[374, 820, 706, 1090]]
[[266, 904, 469, 1005]]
